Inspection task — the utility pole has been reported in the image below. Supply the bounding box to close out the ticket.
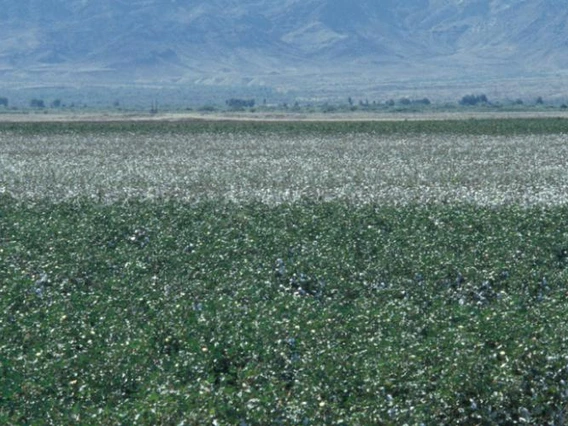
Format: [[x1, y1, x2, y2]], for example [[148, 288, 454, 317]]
[[150, 100, 158, 115]]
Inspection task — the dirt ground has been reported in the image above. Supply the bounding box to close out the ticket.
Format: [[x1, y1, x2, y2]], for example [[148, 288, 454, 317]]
[[1, 109, 568, 123]]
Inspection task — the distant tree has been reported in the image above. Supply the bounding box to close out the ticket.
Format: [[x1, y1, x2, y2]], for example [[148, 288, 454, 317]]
[[460, 95, 474, 106], [536, 96, 544, 105], [459, 94, 489, 106], [561, 104, 567, 110], [348, 97, 353, 106], [30, 99, 45, 108], [385, 99, 395, 107], [399, 98, 411, 106], [460, 95, 470, 106], [0, 97, 8, 107], [226, 98, 255, 109], [51, 99, 62, 108], [514, 99, 523, 105]]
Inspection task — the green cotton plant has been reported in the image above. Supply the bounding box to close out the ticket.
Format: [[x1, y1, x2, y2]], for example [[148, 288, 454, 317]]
[[2, 196, 568, 424]]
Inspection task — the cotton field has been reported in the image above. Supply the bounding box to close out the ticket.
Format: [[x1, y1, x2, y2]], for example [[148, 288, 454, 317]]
[[2, 119, 568, 424], [1, 122, 568, 206]]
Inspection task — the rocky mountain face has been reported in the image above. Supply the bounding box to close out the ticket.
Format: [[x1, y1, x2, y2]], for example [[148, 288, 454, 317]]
[[0, 0, 566, 96]]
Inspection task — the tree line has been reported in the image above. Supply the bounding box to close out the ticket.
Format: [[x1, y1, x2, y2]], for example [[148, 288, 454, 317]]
[[0, 94, 562, 112], [0, 97, 66, 109]]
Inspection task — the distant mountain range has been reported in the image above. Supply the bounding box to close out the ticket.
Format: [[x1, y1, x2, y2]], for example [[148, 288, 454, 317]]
[[0, 0, 567, 99]]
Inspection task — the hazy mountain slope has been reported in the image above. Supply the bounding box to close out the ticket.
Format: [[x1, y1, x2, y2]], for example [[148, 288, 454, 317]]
[[0, 0, 566, 91]]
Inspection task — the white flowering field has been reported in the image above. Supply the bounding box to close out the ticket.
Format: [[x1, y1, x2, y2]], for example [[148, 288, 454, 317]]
[[2, 120, 568, 206], [1, 119, 568, 424]]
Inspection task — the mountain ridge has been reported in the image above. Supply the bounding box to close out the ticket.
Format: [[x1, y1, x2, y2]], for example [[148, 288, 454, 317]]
[[0, 0, 566, 98]]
